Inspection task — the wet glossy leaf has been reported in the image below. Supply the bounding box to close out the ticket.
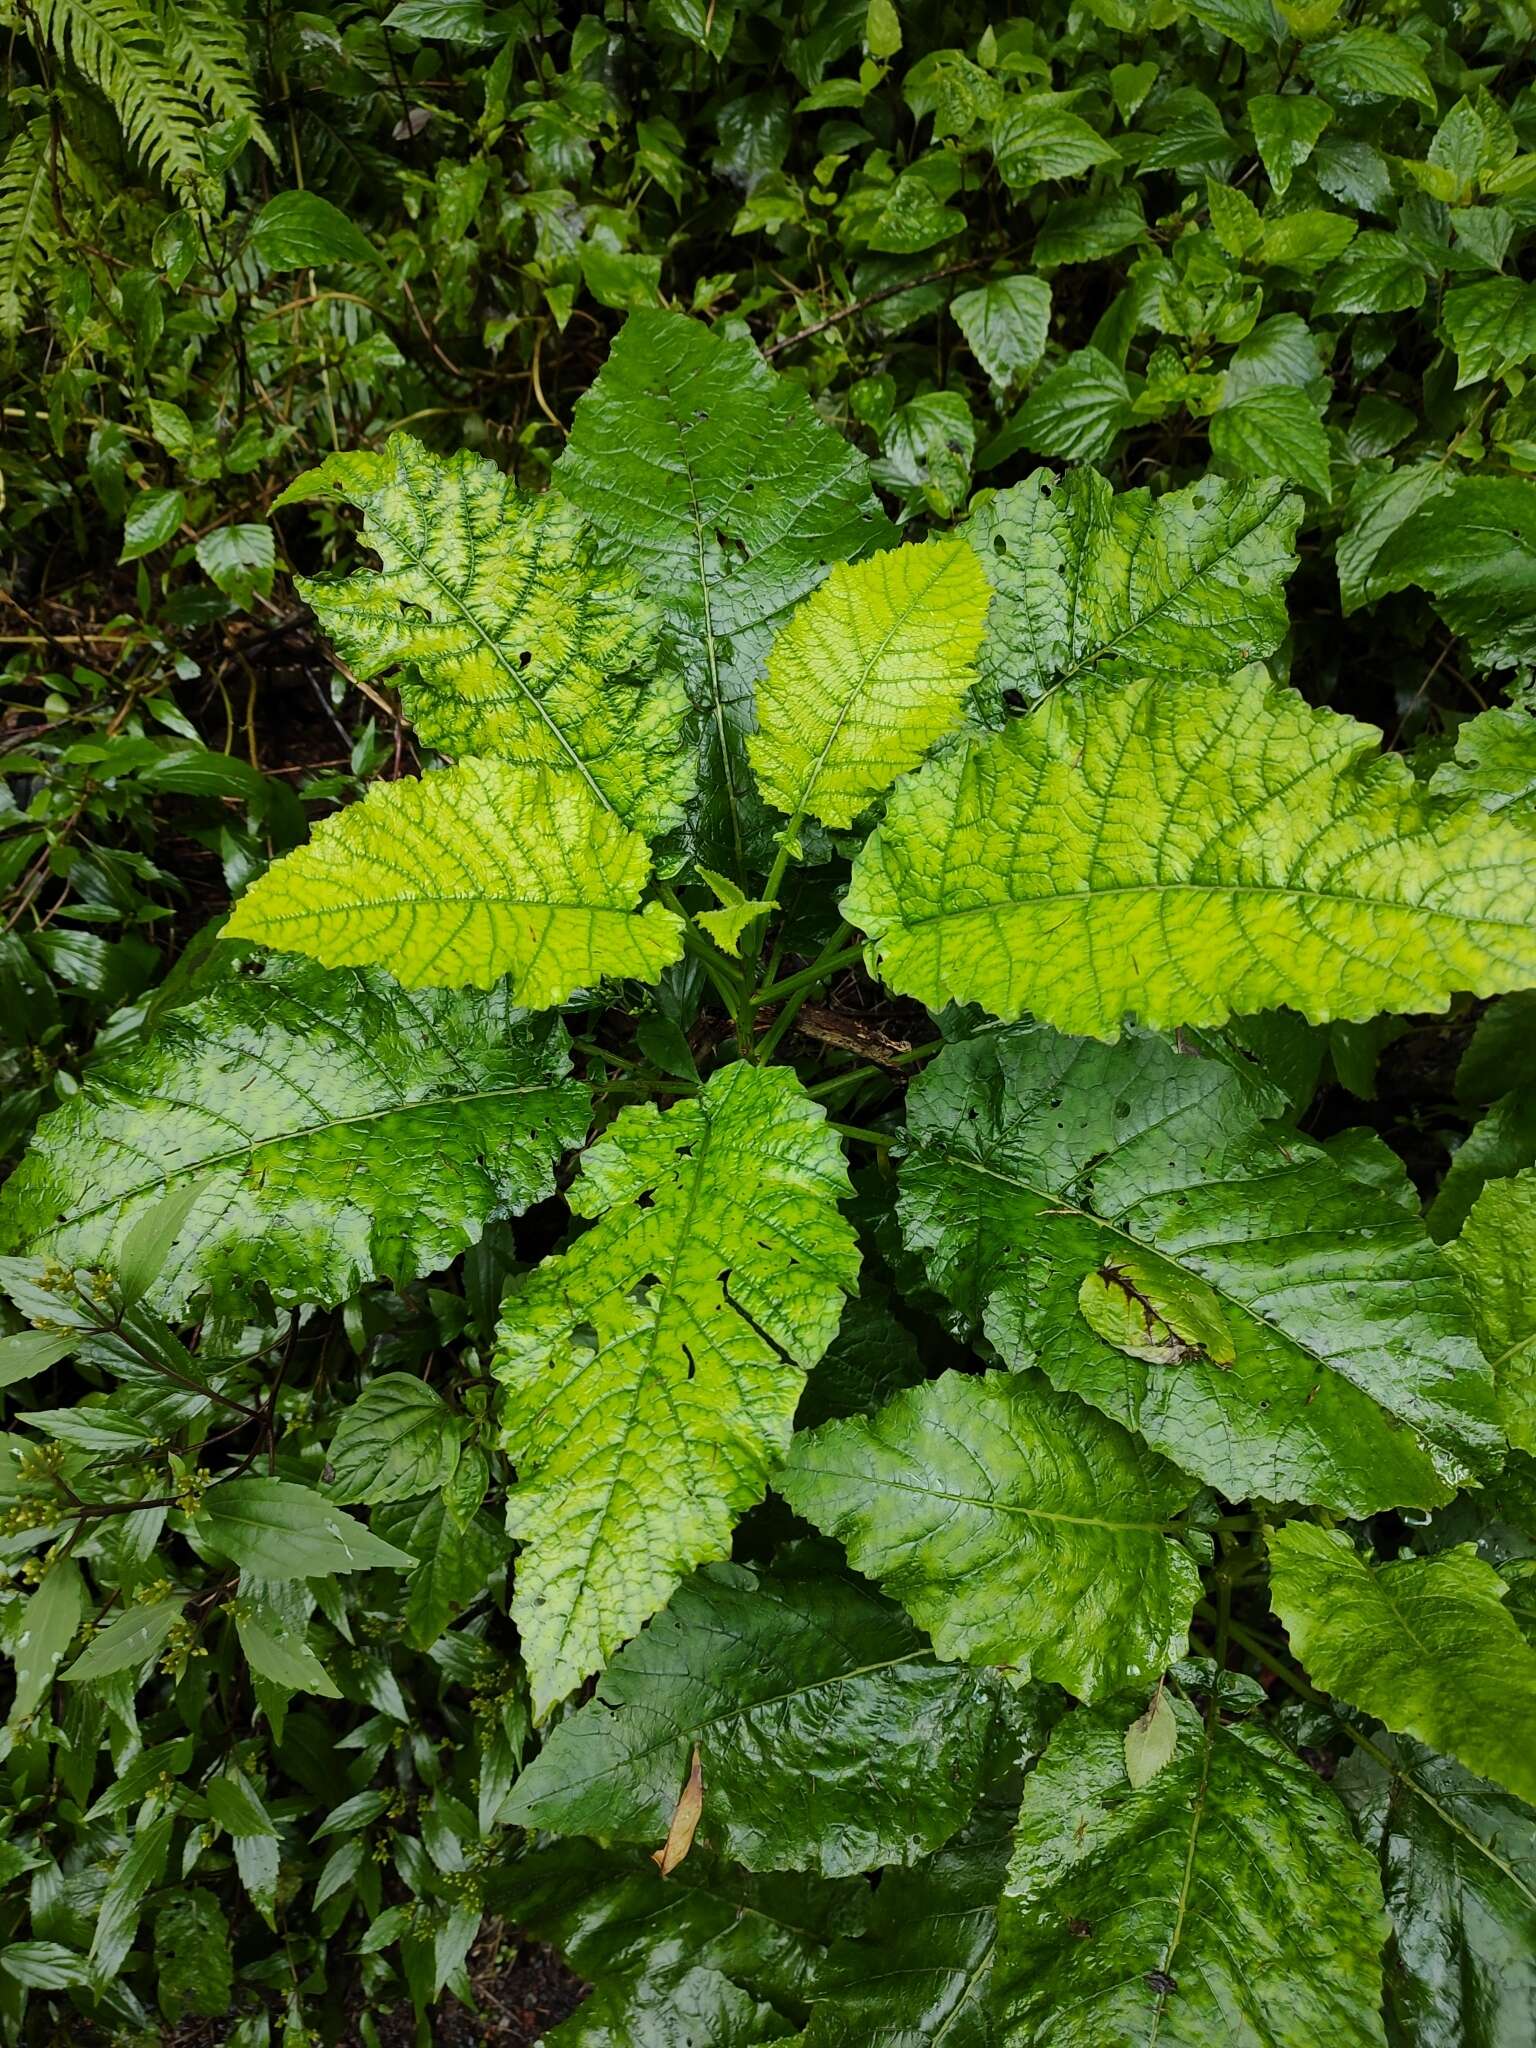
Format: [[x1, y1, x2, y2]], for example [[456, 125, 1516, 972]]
[[894, 1025, 1500, 1513], [0, 956, 588, 1314], [1269, 1524, 1536, 1806], [779, 1368, 1201, 1700], [505, 1560, 1014, 1875], [996, 1696, 1388, 2047], [556, 310, 894, 870]]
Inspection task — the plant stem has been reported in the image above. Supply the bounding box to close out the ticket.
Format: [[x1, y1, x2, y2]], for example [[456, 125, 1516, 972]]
[[656, 882, 746, 1007], [751, 939, 866, 1010], [806, 1038, 943, 1102], [732, 817, 803, 1048], [752, 992, 808, 1066], [573, 1039, 641, 1072], [684, 927, 747, 1015], [828, 1121, 895, 1148]]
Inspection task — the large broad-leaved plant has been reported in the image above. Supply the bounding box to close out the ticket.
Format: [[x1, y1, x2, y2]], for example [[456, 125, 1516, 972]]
[[6, 309, 1536, 2044]]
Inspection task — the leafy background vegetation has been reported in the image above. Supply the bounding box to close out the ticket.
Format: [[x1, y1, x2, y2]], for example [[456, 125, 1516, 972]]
[[3, 0, 1536, 2042]]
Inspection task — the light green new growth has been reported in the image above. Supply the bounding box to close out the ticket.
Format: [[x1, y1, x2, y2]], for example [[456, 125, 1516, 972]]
[[224, 760, 684, 1004], [276, 435, 691, 838], [495, 1061, 859, 1716], [747, 536, 990, 829], [961, 467, 1301, 710], [0, 958, 588, 1315], [846, 673, 1536, 1038], [1269, 1524, 1536, 1808], [779, 1367, 1201, 1701], [693, 868, 777, 957]]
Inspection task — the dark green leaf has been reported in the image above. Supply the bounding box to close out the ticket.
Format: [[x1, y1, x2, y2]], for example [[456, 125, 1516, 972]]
[[996, 1697, 1388, 2047], [505, 1560, 1016, 1875], [196, 1478, 416, 1577], [249, 191, 382, 271]]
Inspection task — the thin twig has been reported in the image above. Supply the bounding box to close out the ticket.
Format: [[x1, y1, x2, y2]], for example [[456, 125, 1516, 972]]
[[762, 254, 1007, 357]]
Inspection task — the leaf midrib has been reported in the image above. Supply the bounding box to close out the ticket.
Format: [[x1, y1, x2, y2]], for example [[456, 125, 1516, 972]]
[[533, 1100, 727, 1692], [241, 892, 648, 920], [659, 380, 746, 880], [787, 1458, 1176, 1536], [536, 1646, 941, 1811], [1149, 1707, 1217, 2048], [789, 546, 968, 822], [46, 1079, 564, 1239], [883, 875, 1536, 938], [939, 1151, 1345, 1407], [359, 492, 618, 815]]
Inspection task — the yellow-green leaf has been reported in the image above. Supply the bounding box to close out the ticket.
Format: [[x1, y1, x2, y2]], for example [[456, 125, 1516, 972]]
[[1446, 1168, 1536, 1452], [1270, 1525, 1536, 1808], [748, 537, 989, 829], [495, 1061, 859, 1715], [225, 761, 684, 1005], [846, 674, 1536, 1038], [276, 436, 691, 838]]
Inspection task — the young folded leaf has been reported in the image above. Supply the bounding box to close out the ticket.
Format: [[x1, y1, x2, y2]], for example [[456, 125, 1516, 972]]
[[897, 1026, 1501, 1515], [556, 309, 894, 871], [1268, 1524, 1536, 1807], [504, 1560, 1022, 1877], [996, 1696, 1389, 2048], [747, 536, 990, 829], [496, 1061, 858, 1716], [224, 760, 684, 1002], [778, 1368, 1200, 1701], [1446, 1168, 1536, 1452], [1123, 1685, 1178, 1790], [0, 956, 588, 1316], [275, 436, 691, 838], [962, 467, 1300, 710], [846, 673, 1536, 1037]]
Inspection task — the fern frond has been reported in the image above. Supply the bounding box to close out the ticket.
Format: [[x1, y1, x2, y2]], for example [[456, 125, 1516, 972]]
[[296, 109, 403, 205], [29, 0, 211, 205], [0, 121, 56, 340], [156, 0, 274, 156]]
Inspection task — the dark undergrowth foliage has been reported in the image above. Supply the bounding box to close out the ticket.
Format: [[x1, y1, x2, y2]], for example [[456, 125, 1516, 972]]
[[4, 2, 1536, 2044]]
